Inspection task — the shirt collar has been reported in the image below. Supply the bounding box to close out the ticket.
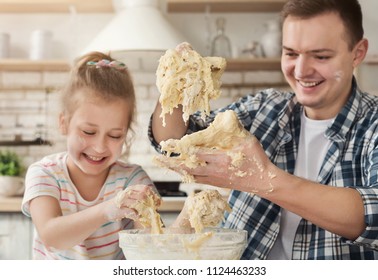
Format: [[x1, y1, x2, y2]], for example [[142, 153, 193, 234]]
[[278, 77, 362, 142], [326, 77, 361, 141]]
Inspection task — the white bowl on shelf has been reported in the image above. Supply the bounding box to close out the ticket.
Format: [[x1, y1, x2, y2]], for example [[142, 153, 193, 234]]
[[0, 176, 24, 197]]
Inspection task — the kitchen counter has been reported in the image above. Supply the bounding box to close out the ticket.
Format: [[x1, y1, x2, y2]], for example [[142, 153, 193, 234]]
[[0, 196, 23, 212], [0, 196, 185, 213], [0, 195, 185, 259]]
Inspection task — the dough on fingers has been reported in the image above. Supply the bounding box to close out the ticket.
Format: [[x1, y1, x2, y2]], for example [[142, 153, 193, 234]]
[[156, 42, 226, 126], [154, 110, 251, 182], [115, 186, 163, 234]]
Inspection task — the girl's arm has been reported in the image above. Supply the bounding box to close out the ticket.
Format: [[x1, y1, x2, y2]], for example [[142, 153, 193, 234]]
[[30, 196, 110, 250], [29, 185, 148, 250]]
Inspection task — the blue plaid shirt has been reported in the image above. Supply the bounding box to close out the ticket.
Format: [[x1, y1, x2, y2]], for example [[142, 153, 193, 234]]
[[148, 79, 378, 259]]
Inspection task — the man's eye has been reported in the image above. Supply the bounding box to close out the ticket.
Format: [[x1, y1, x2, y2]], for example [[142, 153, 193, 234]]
[[284, 52, 298, 58], [316, 55, 330, 60]]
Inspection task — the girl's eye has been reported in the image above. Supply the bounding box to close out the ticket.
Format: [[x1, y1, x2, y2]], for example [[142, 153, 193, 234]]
[[83, 131, 95, 136], [109, 135, 122, 139]]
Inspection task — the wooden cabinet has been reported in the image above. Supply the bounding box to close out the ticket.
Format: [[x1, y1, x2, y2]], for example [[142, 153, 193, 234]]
[[0, 212, 33, 260], [0, 197, 33, 260]]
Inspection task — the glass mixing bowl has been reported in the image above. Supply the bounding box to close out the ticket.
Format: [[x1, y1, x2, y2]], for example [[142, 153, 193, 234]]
[[119, 227, 247, 260]]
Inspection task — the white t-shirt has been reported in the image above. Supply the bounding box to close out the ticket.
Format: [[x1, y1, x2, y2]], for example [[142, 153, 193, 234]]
[[267, 110, 333, 259], [22, 152, 154, 260]]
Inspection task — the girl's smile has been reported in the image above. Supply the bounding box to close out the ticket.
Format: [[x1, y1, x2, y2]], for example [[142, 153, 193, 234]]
[[61, 95, 131, 186]]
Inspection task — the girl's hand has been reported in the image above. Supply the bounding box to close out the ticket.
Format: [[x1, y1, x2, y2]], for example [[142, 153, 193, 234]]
[[103, 185, 157, 221]]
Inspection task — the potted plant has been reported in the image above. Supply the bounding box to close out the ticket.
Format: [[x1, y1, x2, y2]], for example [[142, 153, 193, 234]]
[[0, 150, 25, 197]]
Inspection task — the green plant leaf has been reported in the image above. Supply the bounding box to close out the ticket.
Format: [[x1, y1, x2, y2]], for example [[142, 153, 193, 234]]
[[0, 150, 23, 176]]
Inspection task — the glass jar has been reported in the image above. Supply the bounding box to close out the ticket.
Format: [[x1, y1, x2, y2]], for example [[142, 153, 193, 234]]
[[260, 19, 282, 58], [211, 17, 232, 58]]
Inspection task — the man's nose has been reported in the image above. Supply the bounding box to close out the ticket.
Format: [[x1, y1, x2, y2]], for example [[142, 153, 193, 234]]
[[294, 56, 312, 78]]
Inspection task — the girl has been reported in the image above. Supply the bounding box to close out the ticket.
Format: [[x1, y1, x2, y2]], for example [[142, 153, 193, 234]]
[[22, 52, 157, 260]]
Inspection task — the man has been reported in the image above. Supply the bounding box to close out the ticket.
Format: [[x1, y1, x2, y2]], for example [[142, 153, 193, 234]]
[[149, 0, 378, 259]]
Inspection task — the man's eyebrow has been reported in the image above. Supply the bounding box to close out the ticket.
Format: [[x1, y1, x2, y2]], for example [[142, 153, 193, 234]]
[[282, 46, 335, 54]]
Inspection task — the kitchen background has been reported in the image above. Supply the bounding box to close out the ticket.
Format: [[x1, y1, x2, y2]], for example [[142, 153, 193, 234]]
[[1, 0, 378, 259], [1, 0, 378, 182]]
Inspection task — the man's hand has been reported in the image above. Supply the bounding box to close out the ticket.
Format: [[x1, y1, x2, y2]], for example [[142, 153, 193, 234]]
[[167, 135, 277, 194]]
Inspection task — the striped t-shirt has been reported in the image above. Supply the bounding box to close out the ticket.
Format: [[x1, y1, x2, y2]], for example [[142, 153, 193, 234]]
[[22, 152, 155, 260]]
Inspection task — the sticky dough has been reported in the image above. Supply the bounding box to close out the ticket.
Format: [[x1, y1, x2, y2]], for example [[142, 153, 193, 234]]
[[115, 186, 163, 234], [156, 42, 226, 126], [116, 187, 229, 235], [186, 189, 231, 233], [154, 110, 251, 182]]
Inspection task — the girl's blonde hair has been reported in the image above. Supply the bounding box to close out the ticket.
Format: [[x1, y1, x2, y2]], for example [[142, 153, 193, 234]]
[[60, 51, 136, 155]]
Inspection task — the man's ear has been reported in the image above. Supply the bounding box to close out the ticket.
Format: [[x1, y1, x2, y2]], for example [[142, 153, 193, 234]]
[[353, 38, 369, 68], [59, 112, 68, 135]]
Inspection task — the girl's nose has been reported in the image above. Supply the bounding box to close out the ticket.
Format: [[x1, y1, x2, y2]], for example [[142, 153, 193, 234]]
[[92, 137, 107, 153]]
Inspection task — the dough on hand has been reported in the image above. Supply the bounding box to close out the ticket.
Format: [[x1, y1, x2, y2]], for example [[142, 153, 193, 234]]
[[115, 186, 163, 234], [156, 42, 226, 126], [186, 189, 231, 233], [154, 110, 251, 182]]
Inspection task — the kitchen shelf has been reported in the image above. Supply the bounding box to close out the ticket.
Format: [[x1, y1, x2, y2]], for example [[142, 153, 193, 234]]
[[363, 56, 378, 65], [167, 0, 286, 13], [0, 58, 281, 72], [0, 139, 52, 146], [0, 0, 286, 13], [226, 57, 281, 71], [0, 0, 113, 13], [0, 59, 70, 71]]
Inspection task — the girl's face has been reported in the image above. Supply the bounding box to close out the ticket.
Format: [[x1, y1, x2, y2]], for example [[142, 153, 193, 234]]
[[61, 94, 132, 180], [281, 12, 366, 120]]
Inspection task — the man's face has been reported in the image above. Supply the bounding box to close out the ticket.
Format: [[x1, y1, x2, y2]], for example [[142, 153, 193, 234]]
[[281, 12, 362, 120]]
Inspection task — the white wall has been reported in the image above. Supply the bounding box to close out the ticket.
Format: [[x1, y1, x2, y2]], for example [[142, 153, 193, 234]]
[[0, 0, 377, 61]]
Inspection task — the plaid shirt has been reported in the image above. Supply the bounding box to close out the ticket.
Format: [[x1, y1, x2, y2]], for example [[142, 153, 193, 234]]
[[148, 79, 378, 259]]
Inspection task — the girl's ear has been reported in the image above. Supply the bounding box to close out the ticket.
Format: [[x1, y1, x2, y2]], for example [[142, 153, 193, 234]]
[[59, 112, 68, 135], [353, 38, 368, 68]]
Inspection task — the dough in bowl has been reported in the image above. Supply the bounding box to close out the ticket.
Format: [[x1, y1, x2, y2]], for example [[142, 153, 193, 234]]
[[186, 189, 231, 233]]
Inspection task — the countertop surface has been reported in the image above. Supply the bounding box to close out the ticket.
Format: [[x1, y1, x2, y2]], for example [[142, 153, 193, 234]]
[[0, 196, 23, 212], [0, 196, 185, 213]]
